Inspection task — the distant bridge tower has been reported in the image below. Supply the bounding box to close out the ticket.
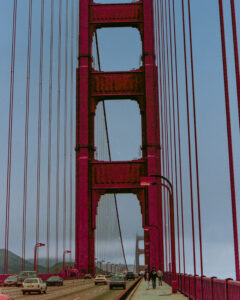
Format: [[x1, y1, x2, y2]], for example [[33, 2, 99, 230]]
[[76, 0, 163, 274], [135, 236, 144, 274]]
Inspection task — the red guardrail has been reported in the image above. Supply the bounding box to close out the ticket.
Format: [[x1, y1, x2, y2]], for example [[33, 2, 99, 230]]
[[164, 272, 240, 300]]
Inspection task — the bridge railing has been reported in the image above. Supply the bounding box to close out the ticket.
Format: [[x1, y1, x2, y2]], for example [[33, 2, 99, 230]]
[[164, 272, 240, 300]]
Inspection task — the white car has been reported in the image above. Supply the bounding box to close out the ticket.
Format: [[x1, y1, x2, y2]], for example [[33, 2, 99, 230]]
[[22, 278, 47, 295], [94, 275, 108, 285]]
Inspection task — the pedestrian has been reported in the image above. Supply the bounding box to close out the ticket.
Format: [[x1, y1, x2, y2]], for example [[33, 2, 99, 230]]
[[150, 267, 158, 289], [157, 269, 163, 286], [144, 269, 150, 290]]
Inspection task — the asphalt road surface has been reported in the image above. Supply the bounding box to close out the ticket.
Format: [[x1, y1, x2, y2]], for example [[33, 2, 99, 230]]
[[0, 278, 137, 300]]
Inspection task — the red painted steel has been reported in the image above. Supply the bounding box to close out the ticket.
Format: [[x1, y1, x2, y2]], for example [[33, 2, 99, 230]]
[[76, 0, 163, 274], [90, 3, 143, 26], [165, 272, 240, 300], [189, 275, 195, 299], [92, 160, 145, 188], [228, 280, 240, 300], [212, 279, 227, 300], [202, 277, 212, 300], [195, 276, 202, 300], [91, 70, 144, 97]]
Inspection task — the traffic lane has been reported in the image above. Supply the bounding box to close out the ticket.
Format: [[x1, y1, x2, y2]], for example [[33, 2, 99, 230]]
[[1, 279, 93, 300], [55, 279, 137, 300], [90, 279, 137, 300]]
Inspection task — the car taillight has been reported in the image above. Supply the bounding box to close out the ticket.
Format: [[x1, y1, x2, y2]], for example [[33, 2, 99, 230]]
[[38, 284, 40, 288]]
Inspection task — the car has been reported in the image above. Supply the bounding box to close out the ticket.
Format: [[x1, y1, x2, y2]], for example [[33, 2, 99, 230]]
[[94, 275, 108, 285], [4, 275, 18, 287], [83, 274, 92, 279], [125, 272, 135, 280], [46, 276, 63, 286], [17, 271, 37, 286], [22, 278, 47, 295], [109, 275, 126, 290]]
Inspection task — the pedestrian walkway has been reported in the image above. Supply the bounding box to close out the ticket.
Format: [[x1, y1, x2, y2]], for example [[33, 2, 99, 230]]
[[130, 279, 187, 300]]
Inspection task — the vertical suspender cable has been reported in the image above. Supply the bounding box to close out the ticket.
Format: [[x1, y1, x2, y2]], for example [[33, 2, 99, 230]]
[[187, 0, 203, 276], [168, 0, 181, 274], [56, 0, 62, 271], [181, 0, 196, 276], [218, 0, 240, 281], [46, 0, 54, 273], [155, 0, 166, 272], [164, 0, 174, 267], [159, 0, 168, 271], [22, 0, 32, 271], [4, 0, 18, 275], [230, 0, 240, 130], [160, 0, 171, 270], [95, 33, 128, 271], [69, 0, 75, 266], [36, 0, 45, 274], [63, 0, 69, 261], [172, 0, 185, 274]]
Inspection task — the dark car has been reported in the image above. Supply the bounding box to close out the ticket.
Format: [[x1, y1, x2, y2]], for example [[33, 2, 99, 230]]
[[46, 276, 63, 286], [17, 271, 37, 286], [109, 276, 126, 290], [83, 274, 92, 279], [4, 276, 18, 287], [125, 272, 135, 280]]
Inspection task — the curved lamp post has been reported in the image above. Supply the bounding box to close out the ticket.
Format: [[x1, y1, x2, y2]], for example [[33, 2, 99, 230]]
[[34, 243, 45, 272], [106, 261, 111, 273], [63, 250, 71, 270], [100, 260, 105, 273], [141, 174, 177, 293]]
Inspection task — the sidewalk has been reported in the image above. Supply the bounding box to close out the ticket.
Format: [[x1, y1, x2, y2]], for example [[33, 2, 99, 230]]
[[130, 279, 187, 300]]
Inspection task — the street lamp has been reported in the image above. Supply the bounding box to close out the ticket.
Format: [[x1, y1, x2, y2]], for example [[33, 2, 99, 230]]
[[63, 250, 71, 270], [141, 174, 177, 293], [106, 261, 111, 273], [100, 260, 105, 273], [34, 243, 45, 272], [111, 264, 115, 274]]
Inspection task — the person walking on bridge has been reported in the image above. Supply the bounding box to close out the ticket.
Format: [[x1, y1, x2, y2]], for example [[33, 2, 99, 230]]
[[150, 267, 158, 289], [144, 269, 150, 290], [157, 269, 163, 286]]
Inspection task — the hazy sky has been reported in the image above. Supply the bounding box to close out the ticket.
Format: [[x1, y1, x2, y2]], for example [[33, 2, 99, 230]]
[[1, 0, 240, 280]]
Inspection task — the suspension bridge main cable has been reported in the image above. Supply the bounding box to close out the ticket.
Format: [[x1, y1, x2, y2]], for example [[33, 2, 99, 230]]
[[95, 32, 128, 271]]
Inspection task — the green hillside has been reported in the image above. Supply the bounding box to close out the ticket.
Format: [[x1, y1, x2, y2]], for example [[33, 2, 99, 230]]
[[0, 249, 46, 274]]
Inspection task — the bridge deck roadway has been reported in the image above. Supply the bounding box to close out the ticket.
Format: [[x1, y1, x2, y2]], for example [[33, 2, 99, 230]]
[[0, 278, 136, 300], [130, 280, 187, 300]]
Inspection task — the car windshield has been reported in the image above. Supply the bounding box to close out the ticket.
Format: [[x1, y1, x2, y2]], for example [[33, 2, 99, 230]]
[[24, 279, 38, 283], [96, 275, 105, 278], [112, 276, 124, 281], [49, 277, 60, 280], [6, 276, 17, 281], [19, 271, 36, 277]]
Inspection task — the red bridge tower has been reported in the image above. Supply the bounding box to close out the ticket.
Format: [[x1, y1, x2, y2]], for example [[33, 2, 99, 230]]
[[76, 0, 163, 274]]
